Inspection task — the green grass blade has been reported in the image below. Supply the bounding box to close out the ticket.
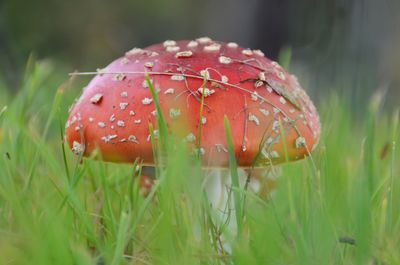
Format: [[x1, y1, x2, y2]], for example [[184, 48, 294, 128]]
[[223, 116, 243, 234]]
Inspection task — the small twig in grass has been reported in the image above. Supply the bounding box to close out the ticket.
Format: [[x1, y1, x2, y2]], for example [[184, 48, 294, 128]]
[[338, 236, 356, 246], [196, 75, 208, 158]]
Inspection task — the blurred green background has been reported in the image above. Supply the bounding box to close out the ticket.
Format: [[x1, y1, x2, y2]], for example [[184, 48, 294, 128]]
[[1, 0, 400, 109]]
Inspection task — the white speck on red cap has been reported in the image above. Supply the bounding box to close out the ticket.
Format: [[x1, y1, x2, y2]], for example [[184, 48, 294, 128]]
[[200, 69, 210, 79], [227, 42, 238, 48], [101, 134, 117, 143], [204, 43, 221, 52], [169, 108, 181, 119], [171, 74, 185, 81], [72, 141, 84, 155], [219, 56, 232, 64], [198, 87, 215, 97], [254, 80, 264, 88], [144, 62, 154, 68], [251, 91, 259, 101], [253, 49, 265, 57], [259, 108, 270, 116], [120, 58, 130, 65], [163, 40, 177, 47], [196, 37, 212, 44], [187, 40, 199, 48], [119, 102, 129, 110], [112, 73, 126, 81], [128, 135, 139, 143], [164, 88, 175, 95], [166, 46, 180, 52], [221, 75, 229, 83], [125, 47, 143, 56], [142, 97, 153, 105], [90, 94, 103, 104], [175, 51, 193, 58], [242, 49, 253, 56], [185, 133, 196, 142], [258, 72, 266, 81], [117, 120, 125, 127], [248, 113, 260, 126]]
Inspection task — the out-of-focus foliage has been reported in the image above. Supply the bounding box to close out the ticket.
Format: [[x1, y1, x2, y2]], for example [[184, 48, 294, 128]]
[[1, 0, 400, 109]]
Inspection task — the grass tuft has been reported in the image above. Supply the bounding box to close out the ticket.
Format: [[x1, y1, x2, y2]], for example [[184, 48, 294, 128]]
[[0, 60, 399, 264]]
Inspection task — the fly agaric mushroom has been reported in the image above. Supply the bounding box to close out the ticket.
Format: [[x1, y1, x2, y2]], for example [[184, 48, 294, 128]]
[[66, 38, 320, 195]]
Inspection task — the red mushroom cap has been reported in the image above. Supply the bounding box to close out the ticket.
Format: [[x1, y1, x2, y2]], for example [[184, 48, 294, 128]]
[[66, 38, 320, 167]]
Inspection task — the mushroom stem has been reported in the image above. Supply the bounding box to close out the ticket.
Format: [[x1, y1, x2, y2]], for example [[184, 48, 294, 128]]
[[204, 168, 278, 212], [137, 166, 156, 196], [202, 167, 279, 246], [136, 166, 279, 201]]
